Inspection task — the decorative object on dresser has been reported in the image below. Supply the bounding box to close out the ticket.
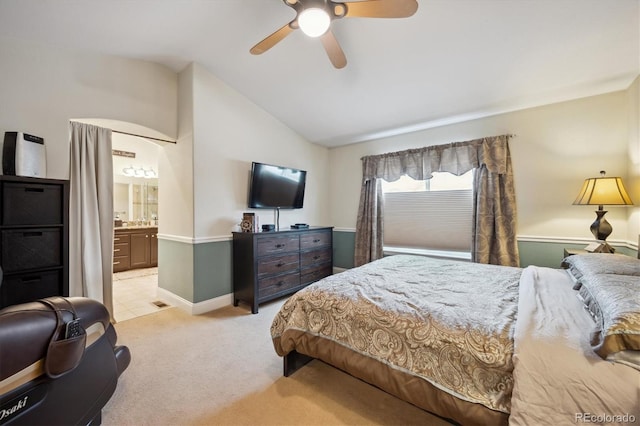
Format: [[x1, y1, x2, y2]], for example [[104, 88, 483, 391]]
[[240, 212, 257, 233], [573, 170, 633, 253], [113, 227, 158, 272], [233, 226, 333, 314], [0, 176, 69, 308]]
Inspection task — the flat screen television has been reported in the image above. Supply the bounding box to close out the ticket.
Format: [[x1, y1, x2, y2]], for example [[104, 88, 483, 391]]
[[248, 162, 307, 209]]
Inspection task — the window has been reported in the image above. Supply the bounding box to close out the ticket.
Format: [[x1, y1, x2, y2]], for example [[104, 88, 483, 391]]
[[382, 171, 473, 259]]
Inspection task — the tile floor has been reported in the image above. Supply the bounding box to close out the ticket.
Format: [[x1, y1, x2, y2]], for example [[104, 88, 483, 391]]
[[112, 267, 171, 322]]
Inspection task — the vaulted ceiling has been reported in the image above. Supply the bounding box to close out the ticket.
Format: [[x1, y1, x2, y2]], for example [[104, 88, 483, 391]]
[[0, 0, 637, 147]]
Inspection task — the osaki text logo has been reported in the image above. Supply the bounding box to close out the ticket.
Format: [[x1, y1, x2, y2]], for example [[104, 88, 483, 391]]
[[0, 396, 28, 424]]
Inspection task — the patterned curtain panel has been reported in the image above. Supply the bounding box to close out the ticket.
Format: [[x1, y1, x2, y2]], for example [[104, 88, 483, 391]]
[[354, 169, 384, 266], [354, 135, 519, 267]]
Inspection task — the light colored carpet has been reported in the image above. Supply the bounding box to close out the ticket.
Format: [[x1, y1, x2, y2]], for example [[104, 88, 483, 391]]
[[102, 300, 452, 426]]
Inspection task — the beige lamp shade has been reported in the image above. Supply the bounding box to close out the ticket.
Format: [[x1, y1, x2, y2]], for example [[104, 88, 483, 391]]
[[573, 176, 633, 206]]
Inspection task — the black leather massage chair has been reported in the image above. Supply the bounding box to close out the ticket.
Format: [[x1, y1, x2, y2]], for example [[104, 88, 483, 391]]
[[0, 296, 130, 425]]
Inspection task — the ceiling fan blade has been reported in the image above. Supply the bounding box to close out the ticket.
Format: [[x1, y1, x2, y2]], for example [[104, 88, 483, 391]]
[[342, 0, 418, 18], [250, 21, 296, 55], [320, 30, 347, 69]]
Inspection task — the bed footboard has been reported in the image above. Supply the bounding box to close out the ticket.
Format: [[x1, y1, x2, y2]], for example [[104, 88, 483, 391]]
[[283, 350, 314, 377]]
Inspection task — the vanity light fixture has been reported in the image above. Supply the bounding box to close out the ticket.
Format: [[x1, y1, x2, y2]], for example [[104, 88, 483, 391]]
[[122, 166, 136, 177], [122, 166, 157, 178]]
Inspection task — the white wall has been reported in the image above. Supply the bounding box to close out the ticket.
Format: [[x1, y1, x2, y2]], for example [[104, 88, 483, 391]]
[[158, 67, 195, 239], [627, 76, 640, 242], [191, 63, 330, 238], [0, 38, 177, 180], [328, 89, 636, 245]]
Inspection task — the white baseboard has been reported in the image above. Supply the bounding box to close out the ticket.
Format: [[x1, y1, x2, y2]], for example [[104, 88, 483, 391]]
[[158, 268, 350, 315], [157, 287, 234, 315]]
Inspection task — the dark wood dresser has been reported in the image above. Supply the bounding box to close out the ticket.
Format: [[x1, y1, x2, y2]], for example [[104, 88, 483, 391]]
[[0, 176, 69, 308], [233, 226, 333, 313]]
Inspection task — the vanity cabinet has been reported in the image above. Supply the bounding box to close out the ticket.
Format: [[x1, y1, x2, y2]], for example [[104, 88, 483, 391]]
[[113, 227, 157, 272], [150, 231, 158, 265], [0, 176, 69, 308], [113, 232, 131, 272], [232, 227, 333, 314]]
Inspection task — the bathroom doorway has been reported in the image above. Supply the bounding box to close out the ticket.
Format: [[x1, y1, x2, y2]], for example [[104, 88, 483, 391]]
[[111, 133, 168, 321]]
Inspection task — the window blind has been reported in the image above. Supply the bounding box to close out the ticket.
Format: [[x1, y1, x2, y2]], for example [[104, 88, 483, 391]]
[[383, 189, 472, 252]]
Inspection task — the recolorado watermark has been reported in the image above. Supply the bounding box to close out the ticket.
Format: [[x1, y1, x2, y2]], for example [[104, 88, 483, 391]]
[[575, 413, 636, 423]]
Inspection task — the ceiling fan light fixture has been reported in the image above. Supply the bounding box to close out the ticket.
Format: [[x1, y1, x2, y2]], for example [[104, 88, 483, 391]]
[[298, 8, 330, 37]]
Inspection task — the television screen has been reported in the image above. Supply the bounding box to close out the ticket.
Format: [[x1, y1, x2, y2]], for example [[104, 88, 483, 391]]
[[248, 162, 307, 209]]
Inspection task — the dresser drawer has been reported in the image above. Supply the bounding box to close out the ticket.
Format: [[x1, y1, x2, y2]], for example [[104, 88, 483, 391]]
[[2, 182, 63, 225], [0, 269, 63, 308], [258, 271, 301, 299], [301, 248, 332, 267], [257, 253, 299, 276], [300, 231, 331, 250], [301, 264, 333, 285], [1, 229, 62, 272], [257, 235, 299, 256]]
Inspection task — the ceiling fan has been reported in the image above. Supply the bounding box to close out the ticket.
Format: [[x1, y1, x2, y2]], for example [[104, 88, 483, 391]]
[[250, 0, 419, 69]]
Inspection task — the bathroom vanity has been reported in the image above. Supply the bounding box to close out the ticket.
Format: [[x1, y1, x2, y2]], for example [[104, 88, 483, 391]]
[[113, 226, 158, 272]]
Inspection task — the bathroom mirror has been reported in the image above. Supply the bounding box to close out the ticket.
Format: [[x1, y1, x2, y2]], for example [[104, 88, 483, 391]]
[[114, 179, 158, 226]]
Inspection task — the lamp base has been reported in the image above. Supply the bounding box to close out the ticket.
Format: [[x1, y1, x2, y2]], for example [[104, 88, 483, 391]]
[[584, 241, 616, 254], [590, 210, 612, 241]]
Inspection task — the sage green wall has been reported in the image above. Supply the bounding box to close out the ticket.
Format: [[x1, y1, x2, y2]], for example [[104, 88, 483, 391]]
[[159, 239, 232, 303], [158, 239, 194, 301], [331, 230, 638, 270], [193, 240, 232, 302], [333, 230, 356, 269]]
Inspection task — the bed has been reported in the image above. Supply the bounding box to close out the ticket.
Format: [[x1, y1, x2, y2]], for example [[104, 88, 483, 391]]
[[270, 254, 640, 425]]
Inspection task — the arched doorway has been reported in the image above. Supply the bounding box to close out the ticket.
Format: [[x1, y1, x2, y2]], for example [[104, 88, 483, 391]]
[[72, 118, 174, 321]]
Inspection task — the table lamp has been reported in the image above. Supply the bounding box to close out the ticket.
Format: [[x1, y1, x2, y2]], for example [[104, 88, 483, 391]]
[[573, 170, 634, 253]]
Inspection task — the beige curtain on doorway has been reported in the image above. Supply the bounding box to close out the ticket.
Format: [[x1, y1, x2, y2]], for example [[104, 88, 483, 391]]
[[69, 121, 114, 318], [354, 135, 519, 267]]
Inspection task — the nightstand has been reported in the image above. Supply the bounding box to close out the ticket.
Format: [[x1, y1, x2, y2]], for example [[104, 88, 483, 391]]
[[563, 248, 588, 258], [561, 248, 588, 268]]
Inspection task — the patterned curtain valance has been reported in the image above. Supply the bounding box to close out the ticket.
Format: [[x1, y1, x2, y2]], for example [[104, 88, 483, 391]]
[[361, 135, 512, 183]]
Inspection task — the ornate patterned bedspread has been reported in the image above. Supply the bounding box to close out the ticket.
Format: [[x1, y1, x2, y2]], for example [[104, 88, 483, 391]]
[[271, 255, 521, 413]]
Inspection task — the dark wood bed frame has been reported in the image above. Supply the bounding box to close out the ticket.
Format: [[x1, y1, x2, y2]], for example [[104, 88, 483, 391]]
[[283, 351, 314, 377]]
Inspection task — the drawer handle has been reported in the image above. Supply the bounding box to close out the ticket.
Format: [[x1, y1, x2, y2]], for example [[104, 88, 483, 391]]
[[276, 262, 285, 267], [114, 261, 121, 265], [313, 239, 321, 243], [114, 248, 120, 252], [114, 238, 120, 241], [313, 255, 320, 260], [275, 244, 284, 248], [25, 188, 45, 193], [276, 281, 284, 286], [23, 231, 43, 237]]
